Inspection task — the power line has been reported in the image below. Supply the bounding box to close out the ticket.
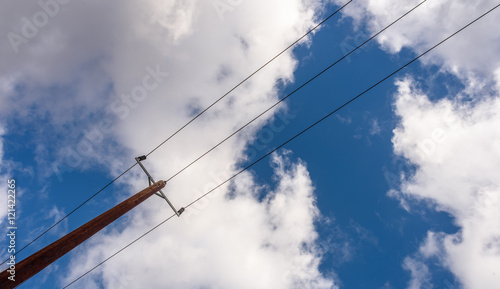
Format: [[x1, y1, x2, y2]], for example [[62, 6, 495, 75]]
[[145, 0, 353, 158], [65, 2, 500, 288], [164, 0, 428, 184], [0, 2, 352, 267], [0, 163, 138, 266], [62, 214, 177, 289]]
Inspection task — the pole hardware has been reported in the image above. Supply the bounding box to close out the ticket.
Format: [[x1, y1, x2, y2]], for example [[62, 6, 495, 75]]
[[0, 181, 167, 289], [135, 155, 184, 216]]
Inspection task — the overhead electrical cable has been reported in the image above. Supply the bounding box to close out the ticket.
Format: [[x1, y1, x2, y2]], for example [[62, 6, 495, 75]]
[[0, 2, 352, 266], [164, 0, 427, 184], [145, 0, 353, 157], [0, 164, 138, 266], [65, 2, 500, 288]]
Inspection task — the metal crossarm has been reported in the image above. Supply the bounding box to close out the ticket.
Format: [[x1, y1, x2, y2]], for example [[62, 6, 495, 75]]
[[135, 155, 184, 216]]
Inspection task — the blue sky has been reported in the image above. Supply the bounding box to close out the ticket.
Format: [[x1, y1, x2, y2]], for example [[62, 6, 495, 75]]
[[1, 1, 500, 289]]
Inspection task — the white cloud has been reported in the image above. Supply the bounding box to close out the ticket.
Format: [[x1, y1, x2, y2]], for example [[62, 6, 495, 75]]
[[63, 152, 336, 289], [0, 0, 336, 288], [418, 231, 443, 259], [333, 0, 500, 77], [402, 257, 432, 289], [333, 1, 500, 287], [369, 119, 381, 135], [0, 0, 319, 177], [391, 78, 500, 289], [45, 206, 69, 238]]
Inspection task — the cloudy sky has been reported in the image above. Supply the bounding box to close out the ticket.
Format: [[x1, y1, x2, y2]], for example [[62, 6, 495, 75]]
[[1, 0, 499, 288]]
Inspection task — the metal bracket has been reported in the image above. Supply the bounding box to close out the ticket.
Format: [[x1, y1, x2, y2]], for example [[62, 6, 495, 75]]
[[135, 155, 184, 216]]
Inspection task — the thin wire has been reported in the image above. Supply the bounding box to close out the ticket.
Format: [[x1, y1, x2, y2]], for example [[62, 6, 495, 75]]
[[165, 0, 428, 183], [145, 0, 353, 157], [0, 163, 138, 266], [62, 214, 177, 289], [64, 3, 500, 288], [1, 2, 352, 266]]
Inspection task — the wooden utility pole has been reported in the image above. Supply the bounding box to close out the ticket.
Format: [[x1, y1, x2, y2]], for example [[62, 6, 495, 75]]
[[0, 180, 167, 289]]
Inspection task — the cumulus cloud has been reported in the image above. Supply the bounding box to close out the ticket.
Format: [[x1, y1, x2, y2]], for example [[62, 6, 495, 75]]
[[333, 0, 500, 77], [330, 1, 500, 287], [391, 78, 500, 289], [0, 0, 319, 178], [63, 152, 336, 289], [402, 257, 432, 289], [0, 0, 336, 288]]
